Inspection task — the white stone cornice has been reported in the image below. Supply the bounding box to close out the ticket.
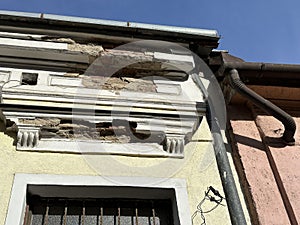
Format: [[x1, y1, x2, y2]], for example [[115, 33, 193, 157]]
[[0, 66, 206, 158]]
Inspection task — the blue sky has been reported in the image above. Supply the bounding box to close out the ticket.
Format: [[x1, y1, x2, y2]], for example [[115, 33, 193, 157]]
[[1, 0, 300, 64]]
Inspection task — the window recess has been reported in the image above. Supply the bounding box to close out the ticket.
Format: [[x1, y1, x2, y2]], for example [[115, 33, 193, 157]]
[[25, 197, 173, 225], [5, 174, 191, 225]]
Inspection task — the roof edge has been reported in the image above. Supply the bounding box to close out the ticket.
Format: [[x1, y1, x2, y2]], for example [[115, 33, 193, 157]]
[[0, 10, 219, 39]]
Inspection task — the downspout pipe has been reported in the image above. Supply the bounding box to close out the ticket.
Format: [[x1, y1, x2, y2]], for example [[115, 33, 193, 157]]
[[208, 107, 248, 225], [192, 73, 247, 225], [228, 69, 296, 145]]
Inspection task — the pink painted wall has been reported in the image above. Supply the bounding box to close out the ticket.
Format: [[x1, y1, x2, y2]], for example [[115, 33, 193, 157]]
[[228, 85, 300, 225]]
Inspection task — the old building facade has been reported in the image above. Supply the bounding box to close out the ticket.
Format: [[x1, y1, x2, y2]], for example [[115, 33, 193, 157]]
[[0, 10, 299, 225]]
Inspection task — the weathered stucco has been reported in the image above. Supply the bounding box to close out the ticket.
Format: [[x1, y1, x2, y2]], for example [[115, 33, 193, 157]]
[[228, 105, 290, 225], [0, 19, 248, 225], [254, 113, 300, 224], [229, 95, 300, 225], [0, 117, 232, 225]]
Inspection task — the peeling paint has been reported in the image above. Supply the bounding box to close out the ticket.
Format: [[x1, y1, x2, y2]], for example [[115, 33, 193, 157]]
[[81, 76, 157, 92], [45, 37, 104, 57]]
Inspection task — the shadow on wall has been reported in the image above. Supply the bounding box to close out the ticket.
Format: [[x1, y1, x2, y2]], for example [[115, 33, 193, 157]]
[[0, 116, 18, 146], [228, 104, 298, 149]]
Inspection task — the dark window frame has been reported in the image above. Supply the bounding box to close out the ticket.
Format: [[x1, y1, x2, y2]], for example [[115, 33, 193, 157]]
[[25, 185, 178, 225]]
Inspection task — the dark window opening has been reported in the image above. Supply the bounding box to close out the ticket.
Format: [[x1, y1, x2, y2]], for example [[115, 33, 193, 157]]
[[25, 197, 174, 225], [21, 73, 38, 85]]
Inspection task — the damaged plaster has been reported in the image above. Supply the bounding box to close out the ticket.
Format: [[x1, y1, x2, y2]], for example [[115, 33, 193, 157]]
[[45, 37, 104, 57], [81, 76, 157, 92]]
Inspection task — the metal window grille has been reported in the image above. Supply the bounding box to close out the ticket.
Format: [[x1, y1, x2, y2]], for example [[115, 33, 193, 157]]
[[24, 197, 174, 225]]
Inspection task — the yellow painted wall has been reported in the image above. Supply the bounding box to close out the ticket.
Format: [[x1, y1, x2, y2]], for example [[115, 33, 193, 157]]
[[0, 118, 231, 225]]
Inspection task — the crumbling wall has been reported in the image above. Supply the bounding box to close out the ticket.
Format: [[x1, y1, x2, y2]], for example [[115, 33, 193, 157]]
[[19, 118, 130, 142], [81, 76, 157, 92]]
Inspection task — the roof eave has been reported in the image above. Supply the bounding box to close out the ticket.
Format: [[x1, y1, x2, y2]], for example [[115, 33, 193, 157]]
[[0, 10, 219, 52]]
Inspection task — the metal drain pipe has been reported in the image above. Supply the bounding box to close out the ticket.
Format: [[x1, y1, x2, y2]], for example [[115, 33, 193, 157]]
[[192, 73, 247, 225], [228, 69, 296, 145], [208, 105, 248, 225]]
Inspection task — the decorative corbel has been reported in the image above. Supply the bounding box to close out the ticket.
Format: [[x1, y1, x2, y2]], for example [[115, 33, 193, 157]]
[[17, 125, 40, 149]]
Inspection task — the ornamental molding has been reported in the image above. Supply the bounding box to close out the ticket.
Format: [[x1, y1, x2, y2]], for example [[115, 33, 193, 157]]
[[0, 61, 205, 158]]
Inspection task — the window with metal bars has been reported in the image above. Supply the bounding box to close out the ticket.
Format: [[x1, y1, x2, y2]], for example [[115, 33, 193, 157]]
[[24, 197, 174, 225]]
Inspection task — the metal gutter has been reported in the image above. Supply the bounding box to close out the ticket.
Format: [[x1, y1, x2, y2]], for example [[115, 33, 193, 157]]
[[225, 61, 300, 84], [0, 10, 38, 18], [0, 10, 219, 57], [0, 10, 219, 38], [44, 13, 219, 38], [0, 10, 219, 44], [224, 61, 300, 73], [212, 52, 300, 87]]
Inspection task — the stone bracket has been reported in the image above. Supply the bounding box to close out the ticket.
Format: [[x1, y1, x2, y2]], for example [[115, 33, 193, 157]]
[[163, 134, 185, 156], [17, 125, 40, 149]]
